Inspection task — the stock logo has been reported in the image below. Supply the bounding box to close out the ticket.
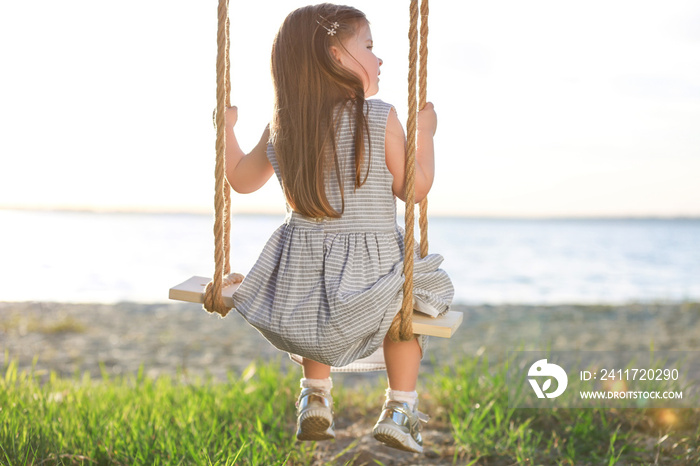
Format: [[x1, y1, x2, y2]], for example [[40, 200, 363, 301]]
[[528, 359, 568, 399]]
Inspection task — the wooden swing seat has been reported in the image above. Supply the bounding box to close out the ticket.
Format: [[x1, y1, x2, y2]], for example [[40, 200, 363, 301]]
[[169, 275, 463, 338]]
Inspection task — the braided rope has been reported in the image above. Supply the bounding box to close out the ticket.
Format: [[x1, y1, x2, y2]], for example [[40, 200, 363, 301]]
[[203, 0, 235, 317], [388, 0, 419, 342], [388, 0, 430, 341], [223, 6, 232, 277], [418, 0, 429, 260]]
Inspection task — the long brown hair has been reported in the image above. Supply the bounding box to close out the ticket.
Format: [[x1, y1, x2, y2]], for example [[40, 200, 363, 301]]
[[270, 4, 371, 218]]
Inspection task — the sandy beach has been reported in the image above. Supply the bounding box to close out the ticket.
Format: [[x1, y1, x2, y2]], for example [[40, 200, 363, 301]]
[[3, 300, 699, 383]]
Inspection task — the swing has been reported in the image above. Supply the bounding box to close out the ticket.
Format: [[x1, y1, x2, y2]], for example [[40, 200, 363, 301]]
[[169, 0, 463, 340]]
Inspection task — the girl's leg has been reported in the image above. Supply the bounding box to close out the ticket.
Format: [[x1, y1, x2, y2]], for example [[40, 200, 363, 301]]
[[302, 357, 331, 380], [297, 358, 334, 441], [374, 334, 425, 453], [383, 334, 421, 391]]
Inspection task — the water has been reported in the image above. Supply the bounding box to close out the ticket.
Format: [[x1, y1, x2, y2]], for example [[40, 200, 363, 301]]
[[1, 210, 698, 305]]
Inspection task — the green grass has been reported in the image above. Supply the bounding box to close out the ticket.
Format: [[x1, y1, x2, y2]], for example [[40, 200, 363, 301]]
[[429, 354, 700, 465], [1, 313, 87, 335], [2, 354, 700, 465]]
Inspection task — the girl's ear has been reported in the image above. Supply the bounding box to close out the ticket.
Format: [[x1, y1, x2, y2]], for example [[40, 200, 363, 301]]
[[329, 45, 345, 65]]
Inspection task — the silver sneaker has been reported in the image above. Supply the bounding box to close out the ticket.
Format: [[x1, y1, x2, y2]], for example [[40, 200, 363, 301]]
[[372, 400, 429, 453], [295, 388, 335, 441]]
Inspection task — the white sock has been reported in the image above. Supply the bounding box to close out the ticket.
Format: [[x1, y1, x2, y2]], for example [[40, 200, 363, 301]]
[[386, 389, 418, 410], [300, 377, 333, 394]]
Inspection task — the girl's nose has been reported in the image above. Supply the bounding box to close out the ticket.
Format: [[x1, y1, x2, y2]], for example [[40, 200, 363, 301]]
[[379, 57, 383, 66]]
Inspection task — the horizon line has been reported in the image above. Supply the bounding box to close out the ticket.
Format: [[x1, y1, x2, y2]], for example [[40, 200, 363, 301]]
[[2, 205, 699, 220]]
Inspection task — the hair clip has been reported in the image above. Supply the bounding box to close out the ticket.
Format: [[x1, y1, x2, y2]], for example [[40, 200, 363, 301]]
[[317, 15, 340, 36]]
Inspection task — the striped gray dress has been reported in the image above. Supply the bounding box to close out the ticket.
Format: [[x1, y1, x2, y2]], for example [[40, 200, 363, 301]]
[[231, 99, 454, 372]]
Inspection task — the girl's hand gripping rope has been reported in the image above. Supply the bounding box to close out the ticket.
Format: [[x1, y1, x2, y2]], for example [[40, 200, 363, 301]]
[[417, 102, 437, 136], [224, 106, 238, 128]]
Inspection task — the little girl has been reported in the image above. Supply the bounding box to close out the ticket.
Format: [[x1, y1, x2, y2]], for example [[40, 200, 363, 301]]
[[224, 4, 453, 454]]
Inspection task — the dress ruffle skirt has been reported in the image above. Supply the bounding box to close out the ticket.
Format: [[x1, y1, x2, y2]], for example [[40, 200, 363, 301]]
[[231, 217, 454, 372]]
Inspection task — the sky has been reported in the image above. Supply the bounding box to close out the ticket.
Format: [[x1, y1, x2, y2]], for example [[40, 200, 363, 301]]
[[1, 0, 699, 217]]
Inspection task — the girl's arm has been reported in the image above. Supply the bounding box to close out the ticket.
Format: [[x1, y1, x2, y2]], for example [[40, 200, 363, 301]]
[[224, 106, 274, 194], [385, 103, 437, 203]]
